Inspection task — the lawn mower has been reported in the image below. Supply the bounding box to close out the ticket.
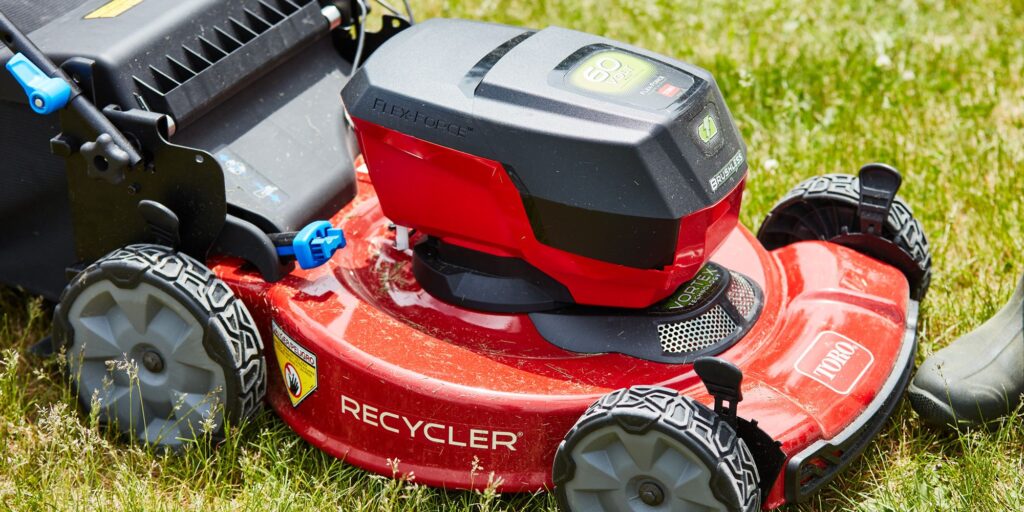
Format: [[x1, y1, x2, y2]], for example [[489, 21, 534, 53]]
[[0, 1, 933, 510]]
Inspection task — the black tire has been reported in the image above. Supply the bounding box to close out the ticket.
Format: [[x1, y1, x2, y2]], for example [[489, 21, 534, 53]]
[[553, 386, 760, 512], [53, 244, 266, 447], [757, 173, 931, 299]]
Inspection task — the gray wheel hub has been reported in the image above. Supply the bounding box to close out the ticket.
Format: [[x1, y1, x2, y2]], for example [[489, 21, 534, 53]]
[[564, 425, 729, 512], [66, 280, 227, 447]]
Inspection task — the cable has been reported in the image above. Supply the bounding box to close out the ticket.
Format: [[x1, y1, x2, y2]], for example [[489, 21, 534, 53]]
[[374, 0, 403, 18], [345, 0, 414, 77], [374, 0, 415, 24], [347, 0, 367, 77], [400, 0, 415, 24]]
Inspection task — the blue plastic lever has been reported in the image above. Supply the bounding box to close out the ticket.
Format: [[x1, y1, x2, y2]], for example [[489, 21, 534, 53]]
[[6, 52, 72, 115], [276, 221, 346, 270]]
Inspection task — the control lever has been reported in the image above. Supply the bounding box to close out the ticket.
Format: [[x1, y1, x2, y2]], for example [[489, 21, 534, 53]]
[[856, 163, 902, 236], [693, 356, 744, 428], [0, 10, 142, 183]]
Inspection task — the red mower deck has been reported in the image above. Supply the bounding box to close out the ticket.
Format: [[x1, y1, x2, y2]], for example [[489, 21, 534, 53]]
[[214, 169, 916, 509]]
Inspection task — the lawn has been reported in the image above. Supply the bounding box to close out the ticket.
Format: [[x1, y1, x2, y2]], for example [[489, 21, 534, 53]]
[[2, 0, 1024, 510]]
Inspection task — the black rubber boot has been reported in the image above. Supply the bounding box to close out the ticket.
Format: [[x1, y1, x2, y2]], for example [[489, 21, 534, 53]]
[[908, 274, 1024, 429]]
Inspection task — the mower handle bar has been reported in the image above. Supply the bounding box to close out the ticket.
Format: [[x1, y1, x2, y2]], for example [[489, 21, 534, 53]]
[[0, 11, 142, 168]]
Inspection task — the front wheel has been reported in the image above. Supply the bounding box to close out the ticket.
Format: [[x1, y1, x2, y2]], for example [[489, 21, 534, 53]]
[[757, 166, 932, 300], [53, 244, 266, 448], [552, 386, 760, 512]]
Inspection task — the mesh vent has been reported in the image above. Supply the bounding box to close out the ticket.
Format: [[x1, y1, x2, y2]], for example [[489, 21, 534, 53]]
[[532, 263, 763, 363], [658, 305, 739, 354], [727, 273, 757, 320]]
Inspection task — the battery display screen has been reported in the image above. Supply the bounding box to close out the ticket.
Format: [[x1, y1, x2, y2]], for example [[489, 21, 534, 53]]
[[556, 46, 696, 111]]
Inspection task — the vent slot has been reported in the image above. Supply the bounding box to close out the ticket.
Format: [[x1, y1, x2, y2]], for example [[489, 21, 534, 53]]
[[165, 57, 196, 83], [148, 67, 180, 94], [268, 0, 301, 15], [213, 26, 243, 51], [658, 306, 739, 354], [131, 0, 321, 124], [228, 17, 258, 43], [243, 9, 273, 33], [182, 46, 213, 73], [197, 36, 229, 63], [257, 1, 286, 23]]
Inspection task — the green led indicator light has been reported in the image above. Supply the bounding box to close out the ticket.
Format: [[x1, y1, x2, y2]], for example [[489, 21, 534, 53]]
[[698, 114, 719, 144], [568, 50, 656, 96]]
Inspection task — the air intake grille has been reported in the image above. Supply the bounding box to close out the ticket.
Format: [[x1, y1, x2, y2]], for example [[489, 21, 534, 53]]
[[529, 263, 764, 364], [657, 272, 762, 355], [658, 305, 737, 354], [132, 0, 322, 124], [727, 272, 758, 320]]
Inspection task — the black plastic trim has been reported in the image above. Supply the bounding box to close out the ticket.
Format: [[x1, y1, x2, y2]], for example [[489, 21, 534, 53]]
[[459, 31, 535, 97], [522, 193, 681, 269], [736, 416, 786, 504], [412, 237, 574, 313], [784, 299, 919, 503], [60, 107, 227, 265], [132, 0, 327, 127], [211, 214, 293, 282], [529, 264, 764, 363]]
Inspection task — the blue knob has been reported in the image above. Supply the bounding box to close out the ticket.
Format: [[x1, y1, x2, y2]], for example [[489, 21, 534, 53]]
[[276, 221, 347, 270], [6, 52, 72, 115]]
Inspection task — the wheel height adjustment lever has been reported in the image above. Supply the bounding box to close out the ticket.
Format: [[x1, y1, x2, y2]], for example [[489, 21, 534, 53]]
[[693, 356, 744, 428], [856, 163, 903, 236]]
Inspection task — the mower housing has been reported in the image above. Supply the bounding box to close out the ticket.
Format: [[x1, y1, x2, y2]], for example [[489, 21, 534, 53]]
[[221, 169, 919, 509]]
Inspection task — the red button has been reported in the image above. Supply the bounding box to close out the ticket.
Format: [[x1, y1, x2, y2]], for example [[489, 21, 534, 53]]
[[657, 83, 681, 97]]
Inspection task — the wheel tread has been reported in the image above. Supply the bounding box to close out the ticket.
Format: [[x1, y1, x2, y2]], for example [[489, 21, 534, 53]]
[[57, 244, 267, 441], [555, 386, 760, 512], [759, 173, 932, 299]]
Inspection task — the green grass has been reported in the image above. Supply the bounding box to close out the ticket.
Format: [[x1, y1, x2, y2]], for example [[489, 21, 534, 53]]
[[3, 0, 1024, 510]]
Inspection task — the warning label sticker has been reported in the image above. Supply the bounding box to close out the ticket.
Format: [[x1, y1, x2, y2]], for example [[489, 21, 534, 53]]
[[272, 322, 318, 407], [85, 0, 144, 19]]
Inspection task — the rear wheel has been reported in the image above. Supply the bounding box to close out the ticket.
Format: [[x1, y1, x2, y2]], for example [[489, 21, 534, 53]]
[[553, 386, 760, 512], [757, 168, 931, 299], [53, 244, 266, 448]]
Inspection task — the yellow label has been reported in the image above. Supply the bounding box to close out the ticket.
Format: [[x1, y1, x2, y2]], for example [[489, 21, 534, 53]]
[[85, 0, 144, 19], [272, 322, 318, 407]]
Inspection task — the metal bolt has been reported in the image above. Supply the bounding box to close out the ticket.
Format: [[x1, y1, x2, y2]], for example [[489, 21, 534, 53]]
[[638, 481, 665, 506], [321, 5, 342, 30], [141, 350, 164, 373], [164, 115, 177, 138]]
